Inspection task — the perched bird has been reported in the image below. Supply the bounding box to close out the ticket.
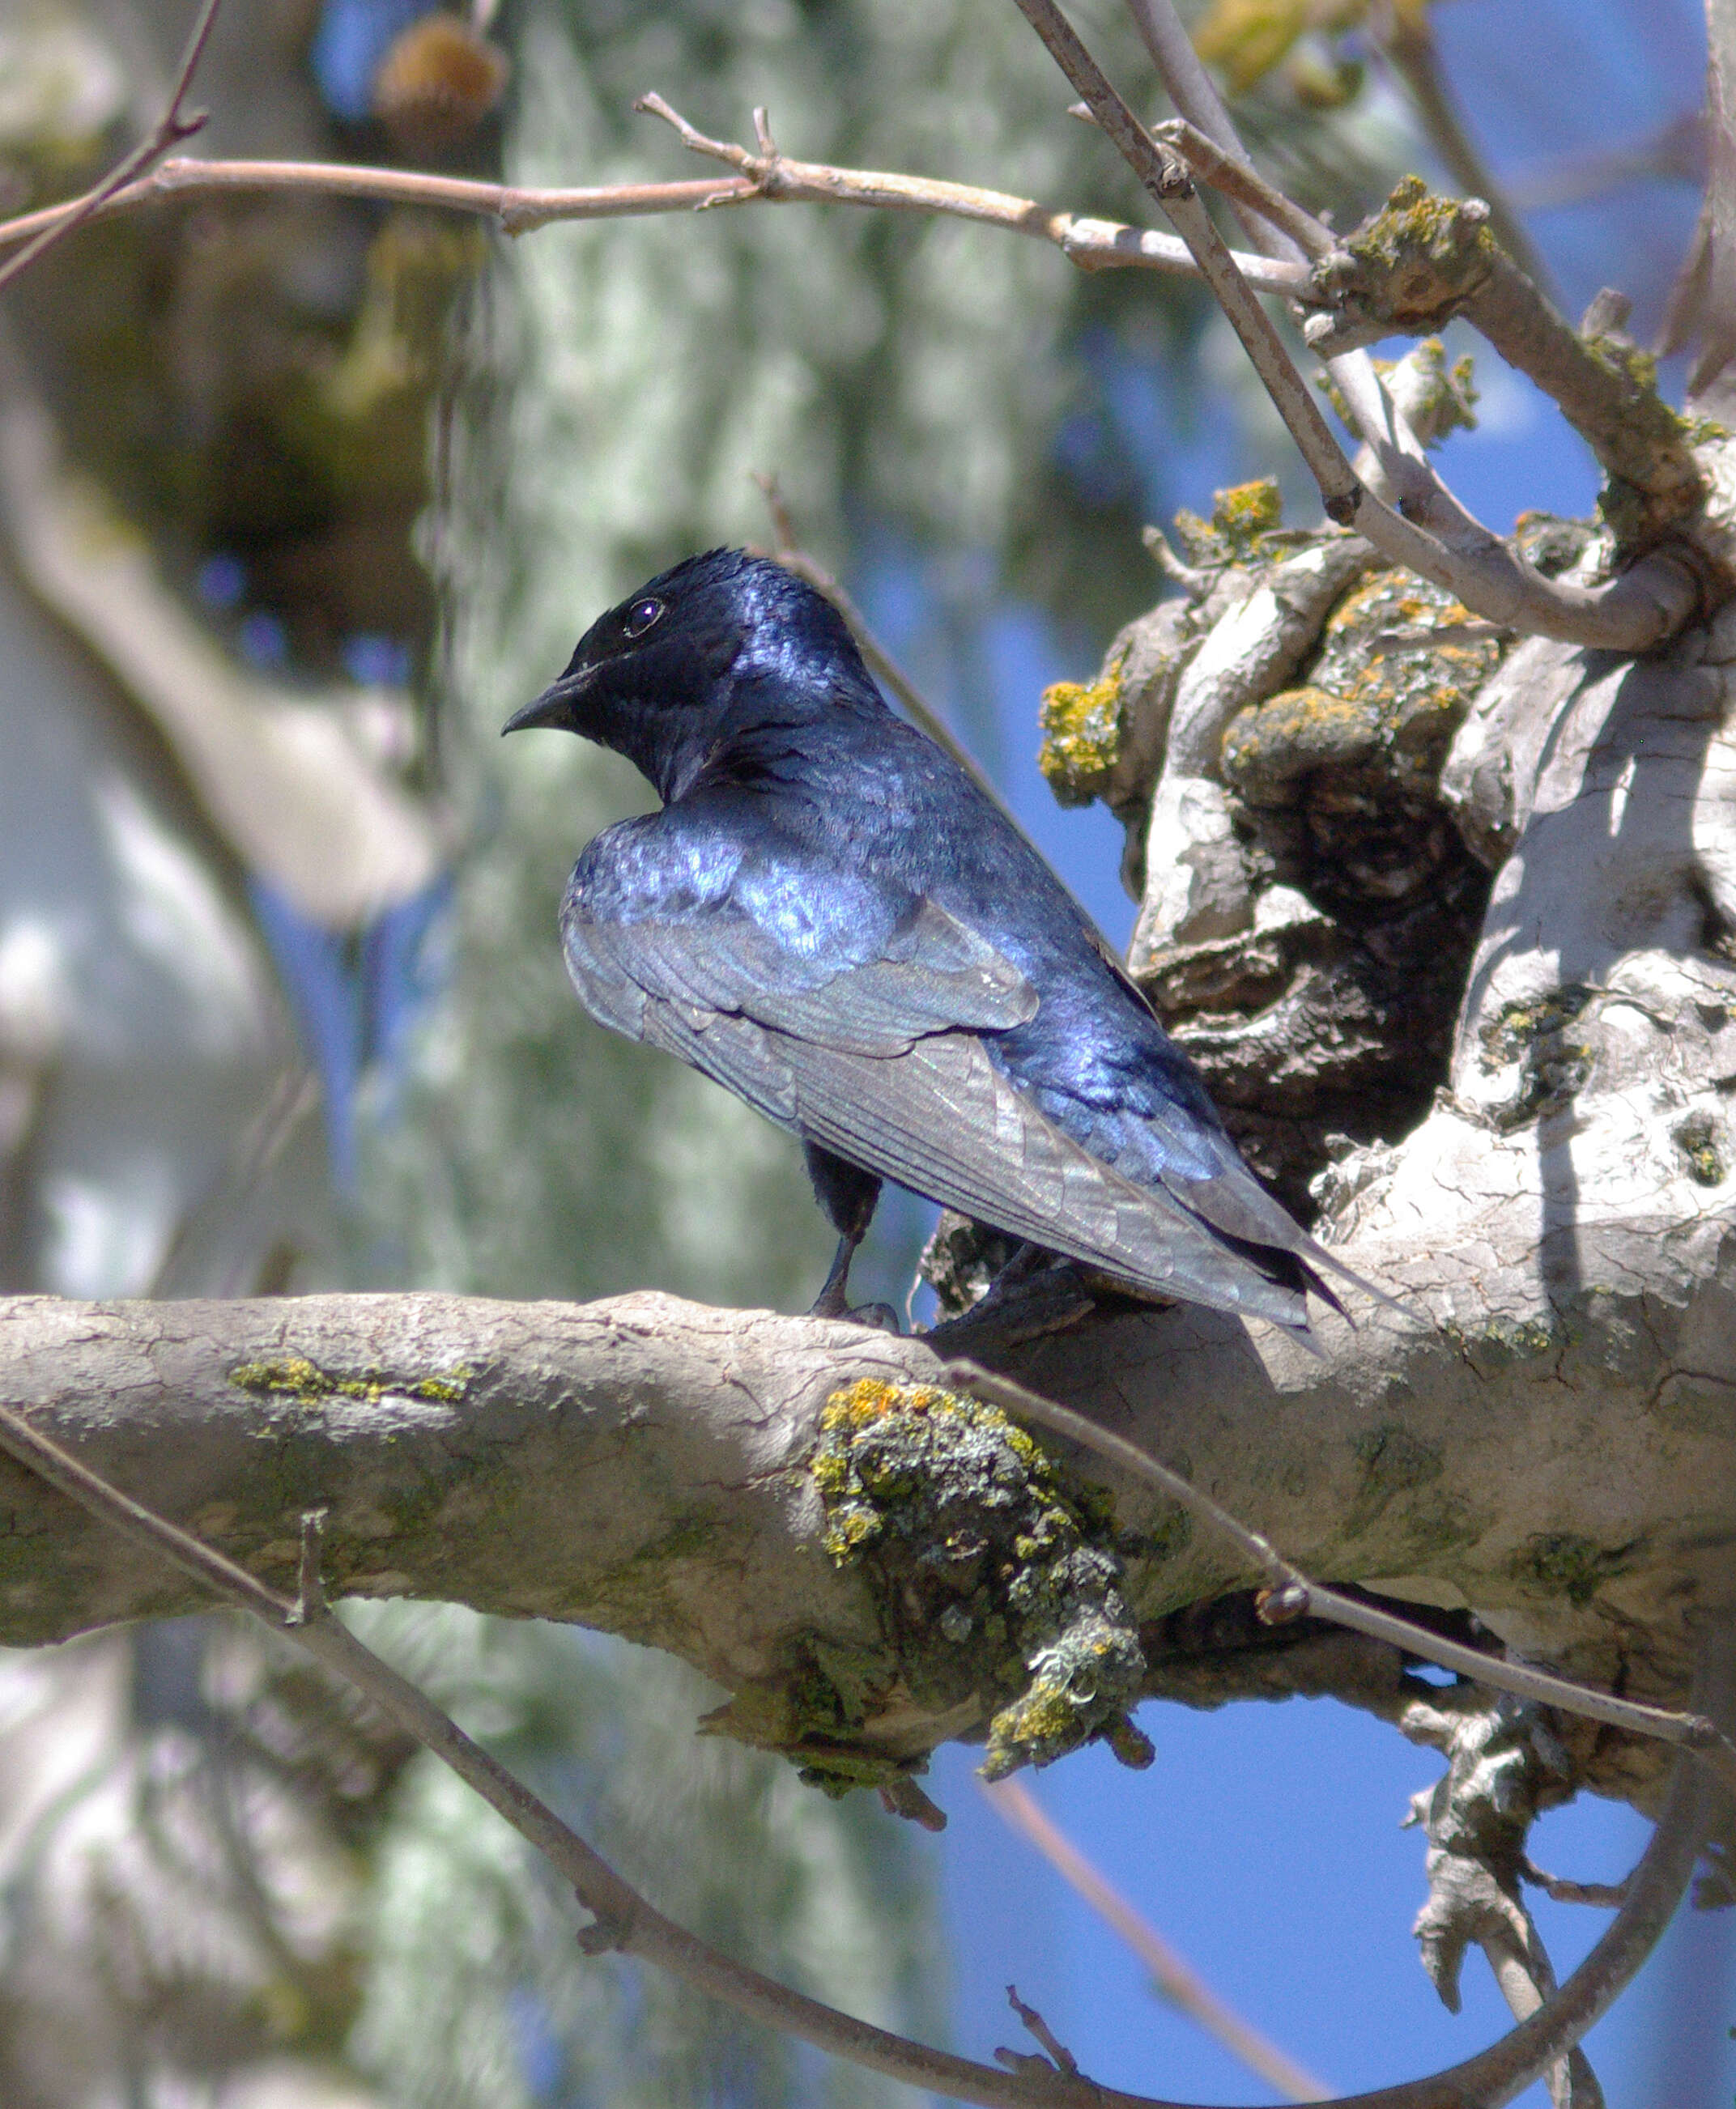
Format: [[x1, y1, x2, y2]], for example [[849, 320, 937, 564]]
[[504, 548, 1374, 1337]]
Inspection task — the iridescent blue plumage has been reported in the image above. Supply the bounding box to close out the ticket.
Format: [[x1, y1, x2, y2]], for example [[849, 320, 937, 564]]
[[505, 547, 1372, 1333]]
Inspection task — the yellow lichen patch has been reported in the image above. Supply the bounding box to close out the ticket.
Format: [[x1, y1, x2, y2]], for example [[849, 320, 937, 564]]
[[810, 1376, 1150, 1784], [822, 1377, 959, 1431], [1223, 565, 1504, 833], [1173, 476, 1286, 568], [228, 1357, 470, 1406], [1222, 683, 1378, 790], [228, 1357, 334, 1400], [1212, 476, 1283, 540], [1039, 663, 1124, 808]]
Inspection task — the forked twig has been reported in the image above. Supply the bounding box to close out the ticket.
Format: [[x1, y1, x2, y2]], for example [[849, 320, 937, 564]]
[[0, 0, 225, 296], [0, 1386, 1717, 2109], [751, 474, 1005, 809], [1152, 119, 1334, 259], [999, 1985, 1082, 2077], [943, 1362, 1736, 1797], [1009, 0, 1701, 653], [983, 1776, 1330, 2101]]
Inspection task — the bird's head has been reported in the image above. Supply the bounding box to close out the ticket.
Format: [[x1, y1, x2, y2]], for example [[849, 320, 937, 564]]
[[503, 547, 869, 801]]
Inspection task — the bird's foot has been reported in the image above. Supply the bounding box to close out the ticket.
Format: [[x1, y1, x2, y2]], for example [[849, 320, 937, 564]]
[[809, 1290, 901, 1333], [927, 1256, 1096, 1354], [847, 1300, 901, 1333]]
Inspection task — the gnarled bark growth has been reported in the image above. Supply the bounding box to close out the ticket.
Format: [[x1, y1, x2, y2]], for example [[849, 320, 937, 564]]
[[2, 452, 1734, 1832]]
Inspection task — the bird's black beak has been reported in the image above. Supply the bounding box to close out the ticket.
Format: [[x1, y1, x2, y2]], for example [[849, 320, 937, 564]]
[[502, 665, 593, 736]]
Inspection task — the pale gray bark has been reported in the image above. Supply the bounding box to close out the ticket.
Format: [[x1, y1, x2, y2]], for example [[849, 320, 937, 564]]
[[4, 465, 1734, 1825]]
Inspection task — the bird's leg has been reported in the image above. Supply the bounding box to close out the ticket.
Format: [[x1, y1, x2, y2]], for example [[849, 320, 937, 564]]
[[802, 1144, 896, 1328], [811, 1227, 866, 1320]]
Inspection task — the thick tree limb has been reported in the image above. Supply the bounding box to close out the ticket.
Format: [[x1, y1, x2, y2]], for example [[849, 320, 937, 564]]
[[0, 1325, 1723, 2109], [0, 1202, 1727, 1806]]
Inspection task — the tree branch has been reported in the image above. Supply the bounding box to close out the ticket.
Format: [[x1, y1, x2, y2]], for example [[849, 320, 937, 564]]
[[0, 1309, 1721, 2109], [947, 1363, 1736, 1793], [1303, 183, 1706, 546], [0, 144, 1305, 294], [1007, 0, 1704, 652], [0, 30, 1705, 648], [0, 0, 224, 296]]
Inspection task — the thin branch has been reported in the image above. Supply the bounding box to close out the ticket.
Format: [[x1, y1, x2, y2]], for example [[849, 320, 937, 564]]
[[0, 0, 224, 296], [751, 473, 1006, 810], [1011, 0, 1700, 651], [1525, 1865, 1629, 1911], [943, 1363, 1736, 1797], [1120, 0, 1270, 226], [0, 1380, 1717, 2109], [0, 41, 1695, 640], [1153, 119, 1334, 259], [1113, 0, 1704, 623], [0, 145, 1306, 296], [983, 1777, 1330, 2102], [1303, 183, 1705, 542]]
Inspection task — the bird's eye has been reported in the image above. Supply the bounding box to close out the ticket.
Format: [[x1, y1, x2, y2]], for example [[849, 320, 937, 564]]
[[623, 597, 664, 639]]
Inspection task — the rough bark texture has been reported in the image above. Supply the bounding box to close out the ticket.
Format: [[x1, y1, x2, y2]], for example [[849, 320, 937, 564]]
[[4, 453, 1735, 1827]]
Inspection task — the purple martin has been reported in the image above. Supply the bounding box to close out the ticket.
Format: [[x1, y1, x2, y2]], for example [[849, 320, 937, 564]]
[[504, 547, 1374, 1337]]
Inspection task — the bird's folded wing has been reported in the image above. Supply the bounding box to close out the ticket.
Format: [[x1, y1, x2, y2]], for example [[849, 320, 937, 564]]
[[561, 898, 1308, 1327], [563, 893, 1039, 1052]]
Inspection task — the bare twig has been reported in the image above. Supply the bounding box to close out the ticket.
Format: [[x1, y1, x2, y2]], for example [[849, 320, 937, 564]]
[[0, 0, 224, 296], [1120, 0, 1266, 221], [1012, 0, 1701, 650], [983, 1777, 1330, 2101], [1000, 1986, 1081, 2077], [0, 1386, 1718, 2109], [943, 1362, 1736, 1796], [1524, 1865, 1629, 1910], [1153, 119, 1334, 259], [0, 145, 1306, 296], [751, 473, 1005, 809]]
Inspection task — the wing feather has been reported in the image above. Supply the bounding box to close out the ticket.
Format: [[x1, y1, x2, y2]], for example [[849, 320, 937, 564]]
[[562, 893, 1310, 1327]]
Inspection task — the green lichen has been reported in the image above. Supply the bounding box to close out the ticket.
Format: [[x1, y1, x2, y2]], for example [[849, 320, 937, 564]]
[[1480, 987, 1595, 1129], [1576, 331, 1705, 544], [1673, 1113, 1726, 1187], [699, 1636, 934, 1801], [810, 1378, 1153, 1784], [1038, 659, 1125, 807], [1325, 176, 1496, 329], [1510, 1531, 1644, 1608], [1172, 476, 1285, 566], [228, 1358, 471, 1405], [1395, 337, 1479, 443], [1220, 568, 1503, 813], [1321, 338, 1477, 450]]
